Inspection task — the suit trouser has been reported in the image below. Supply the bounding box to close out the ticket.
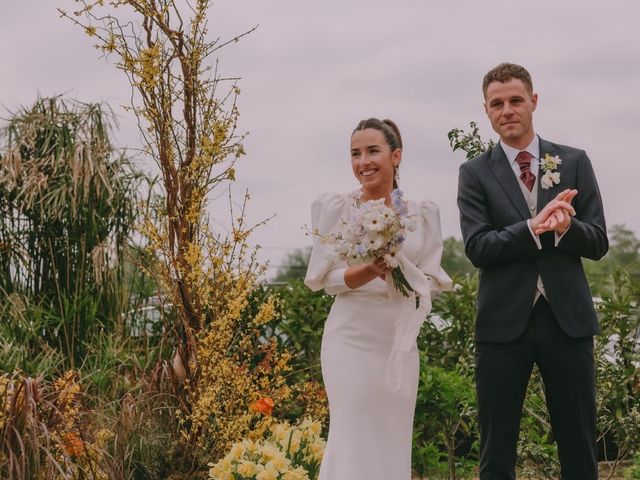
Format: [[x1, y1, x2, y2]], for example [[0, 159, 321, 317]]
[[475, 297, 598, 480]]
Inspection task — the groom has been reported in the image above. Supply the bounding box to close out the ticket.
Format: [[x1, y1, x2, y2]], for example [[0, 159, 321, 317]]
[[457, 62, 608, 479]]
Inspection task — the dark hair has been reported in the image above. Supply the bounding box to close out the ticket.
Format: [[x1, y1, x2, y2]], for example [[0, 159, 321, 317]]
[[353, 118, 402, 151], [482, 62, 533, 97], [352, 118, 402, 188]]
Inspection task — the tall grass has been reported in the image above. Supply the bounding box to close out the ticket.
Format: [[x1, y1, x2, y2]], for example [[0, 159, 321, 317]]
[[0, 371, 110, 479], [0, 96, 150, 372]]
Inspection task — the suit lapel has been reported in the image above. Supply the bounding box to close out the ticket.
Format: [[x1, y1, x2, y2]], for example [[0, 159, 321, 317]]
[[536, 137, 556, 211], [487, 144, 531, 220]]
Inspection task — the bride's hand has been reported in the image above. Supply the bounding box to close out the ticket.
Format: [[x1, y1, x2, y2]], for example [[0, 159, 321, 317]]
[[370, 257, 391, 280], [344, 258, 391, 289]]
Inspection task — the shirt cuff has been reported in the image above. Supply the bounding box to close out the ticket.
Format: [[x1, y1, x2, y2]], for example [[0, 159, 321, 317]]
[[554, 222, 571, 246], [323, 267, 350, 295], [527, 219, 542, 250]]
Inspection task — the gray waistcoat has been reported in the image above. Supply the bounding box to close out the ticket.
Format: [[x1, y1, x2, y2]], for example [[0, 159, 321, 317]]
[[517, 177, 547, 302]]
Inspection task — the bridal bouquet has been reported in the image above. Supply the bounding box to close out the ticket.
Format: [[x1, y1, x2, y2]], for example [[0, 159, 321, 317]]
[[323, 189, 417, 296]]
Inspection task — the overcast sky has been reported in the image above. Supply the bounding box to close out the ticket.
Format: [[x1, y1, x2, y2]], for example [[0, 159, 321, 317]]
[[2, 1, 639, 276]]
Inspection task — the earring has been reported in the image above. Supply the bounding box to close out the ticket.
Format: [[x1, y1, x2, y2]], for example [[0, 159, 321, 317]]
[[394, 165, 399, 183]]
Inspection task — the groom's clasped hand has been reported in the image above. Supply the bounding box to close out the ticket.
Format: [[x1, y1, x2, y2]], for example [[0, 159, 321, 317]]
[[531, 188, 578, 235]]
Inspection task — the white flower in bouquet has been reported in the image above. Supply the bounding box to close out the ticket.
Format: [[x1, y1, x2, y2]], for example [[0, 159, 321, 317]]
[[365, 234, 386, 252], [383, 249, 401, 269]]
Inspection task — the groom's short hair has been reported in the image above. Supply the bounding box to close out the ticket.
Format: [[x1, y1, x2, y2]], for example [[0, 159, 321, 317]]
[[482, 63, 533, 97]]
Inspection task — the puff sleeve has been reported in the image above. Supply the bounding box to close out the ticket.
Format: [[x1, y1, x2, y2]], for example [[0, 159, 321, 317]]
[[416, 199, 453, 296], [304, 192, 351, 295]]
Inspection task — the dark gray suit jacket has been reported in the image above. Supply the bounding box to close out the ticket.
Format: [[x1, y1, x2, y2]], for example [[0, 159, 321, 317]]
[[457, 137, 608, 342]]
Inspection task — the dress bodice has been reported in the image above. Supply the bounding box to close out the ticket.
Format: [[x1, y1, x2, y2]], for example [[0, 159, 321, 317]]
[[304, 191, 452, 298]]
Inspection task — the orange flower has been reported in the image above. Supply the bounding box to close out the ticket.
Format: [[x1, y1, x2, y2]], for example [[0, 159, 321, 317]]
[[251, 397, 274, 416], [61, 431, 85, 457]]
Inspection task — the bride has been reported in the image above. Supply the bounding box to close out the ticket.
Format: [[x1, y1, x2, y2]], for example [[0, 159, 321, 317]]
[[304, 118, 452, 479]]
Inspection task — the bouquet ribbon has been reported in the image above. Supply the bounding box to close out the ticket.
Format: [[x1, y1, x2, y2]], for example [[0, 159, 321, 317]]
[[384, 251, 432, 398]]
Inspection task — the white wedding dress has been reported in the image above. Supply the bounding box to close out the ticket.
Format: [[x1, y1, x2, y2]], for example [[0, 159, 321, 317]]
[[304, 191, 452, 480]]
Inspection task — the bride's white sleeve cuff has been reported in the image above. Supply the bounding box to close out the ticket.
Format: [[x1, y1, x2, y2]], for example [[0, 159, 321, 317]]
[[322, 267, 350, 295], [303, 192, 350, 295], [417, 199, 453, 295]]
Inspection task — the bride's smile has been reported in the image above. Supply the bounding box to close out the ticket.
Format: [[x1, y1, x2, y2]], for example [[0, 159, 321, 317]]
[[350, 127, 401, 201]]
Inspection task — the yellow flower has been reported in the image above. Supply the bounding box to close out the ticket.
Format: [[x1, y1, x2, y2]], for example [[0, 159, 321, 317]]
[[208, 463, 231, 480], [309, 440, 325, 462], [215, 457, 233, 473], [288, 436, 302, 455], [282, 466, 310, 480], [228, 442, 245, 460], [267, 455, 290, 472], [259, 441, 281, 461], [254, 296, 278, 326], [242, 438, 259, 454], [283, 428, 302, 453], [256, 468, 278, 480], [300, 418, 322, 437], [272, 423, 290, 443], [236, 460, 259, 477]]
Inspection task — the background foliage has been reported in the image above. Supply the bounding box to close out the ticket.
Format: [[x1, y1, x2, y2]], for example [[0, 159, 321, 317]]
[[1, 7, 639, 479]]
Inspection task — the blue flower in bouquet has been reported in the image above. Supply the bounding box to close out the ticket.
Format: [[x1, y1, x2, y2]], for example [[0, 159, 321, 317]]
[[391, 189, 408, 216]]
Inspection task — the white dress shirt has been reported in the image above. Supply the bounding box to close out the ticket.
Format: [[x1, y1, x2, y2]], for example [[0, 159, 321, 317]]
[[499, 135, 568, 248]]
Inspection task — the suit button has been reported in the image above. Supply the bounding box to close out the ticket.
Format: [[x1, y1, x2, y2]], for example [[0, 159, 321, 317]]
[[529, 206, 535, 211]]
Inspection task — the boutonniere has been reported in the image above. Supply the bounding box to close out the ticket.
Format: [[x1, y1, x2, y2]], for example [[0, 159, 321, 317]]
[[540, 153, 562, 189]]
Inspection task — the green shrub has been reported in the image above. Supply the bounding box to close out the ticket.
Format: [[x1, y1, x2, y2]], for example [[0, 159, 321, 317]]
[[413, 363, 477, 480], [596, 269, 640, 473], [420, 275, 478, 377], [625, 452, 640, 480]]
